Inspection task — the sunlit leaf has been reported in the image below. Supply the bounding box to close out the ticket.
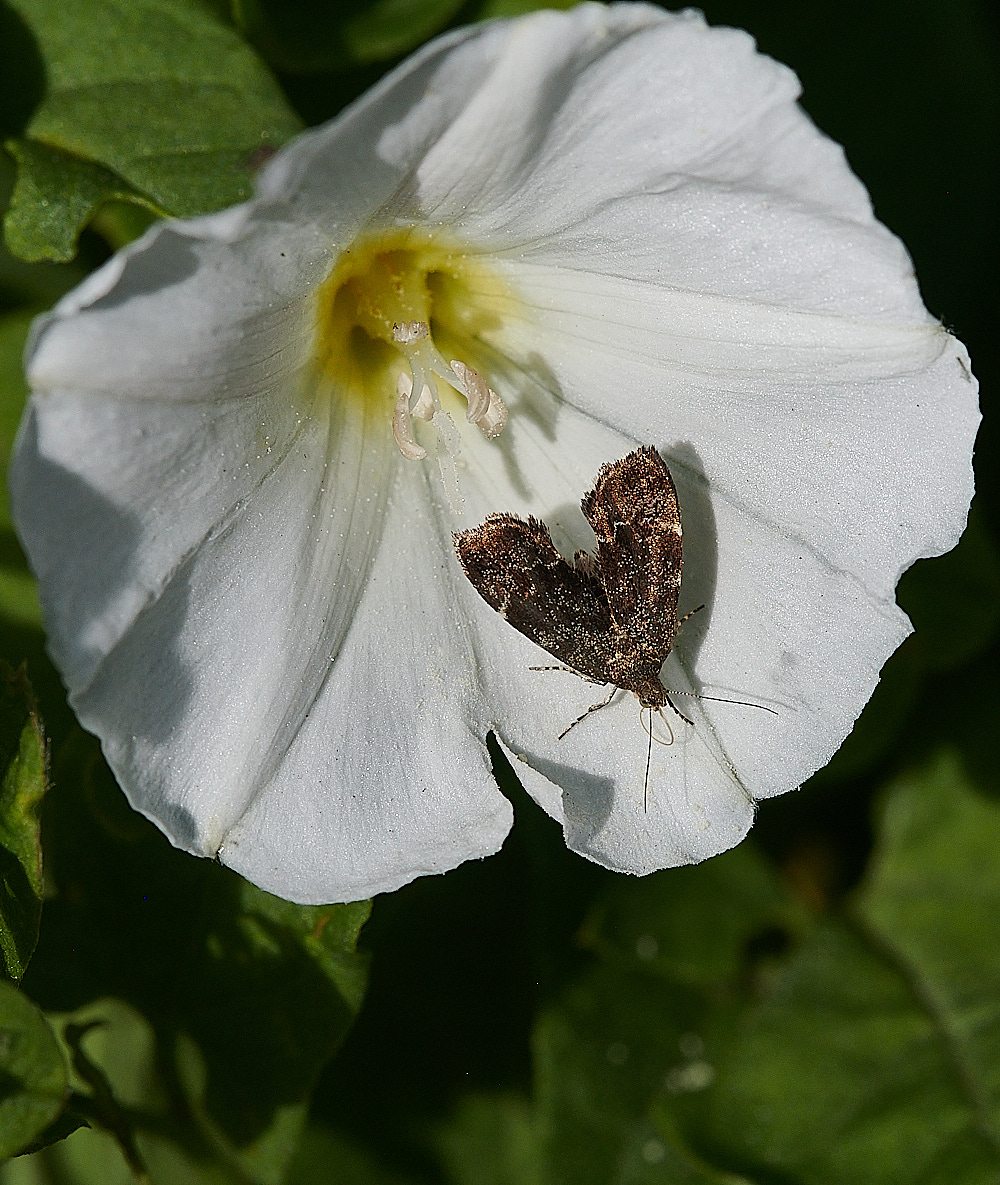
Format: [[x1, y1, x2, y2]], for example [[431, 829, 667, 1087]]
[[4, 0, 301, 261], [2, 140, 157, 265], [14, 998, 241, 1182]]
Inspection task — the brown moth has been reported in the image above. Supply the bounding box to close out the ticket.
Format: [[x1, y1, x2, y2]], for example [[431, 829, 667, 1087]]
[[454, 446, 691, 738]]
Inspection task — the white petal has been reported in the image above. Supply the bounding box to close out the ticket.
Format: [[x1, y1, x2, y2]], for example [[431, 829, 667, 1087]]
[[495, 261, 976, 598], [12, 382, 309, 692], [29, 217, 326, 401], [18, 372, 511, 900], [412, 7, 874, 239], [221, 462, 512, 902], [10, 0, 978, 898]]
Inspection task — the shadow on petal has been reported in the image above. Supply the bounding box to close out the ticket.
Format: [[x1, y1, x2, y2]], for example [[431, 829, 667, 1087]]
[[665, 439, 717, 672], [493, 349, 565, 503], [86, 229, 202, 311], [76, 557, 195, 749], [14, 411, 143, 681], [509, 746, 616, 850]]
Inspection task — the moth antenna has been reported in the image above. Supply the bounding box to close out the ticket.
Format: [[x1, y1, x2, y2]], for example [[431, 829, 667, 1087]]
[[643, 710, 653, 813], [558, 687, 618, 740], [663, 695, 695, 727], [665, 689, 779, 717]]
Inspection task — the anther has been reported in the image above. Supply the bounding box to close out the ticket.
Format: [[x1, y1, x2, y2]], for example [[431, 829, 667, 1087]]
[[477, 389, 508, 439], [450, 360, 490, 422], [450, 360, 508, 439], [392, 373, 426, 460]]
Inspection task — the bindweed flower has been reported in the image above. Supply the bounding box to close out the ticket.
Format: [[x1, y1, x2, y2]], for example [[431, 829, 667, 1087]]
[[11, 4, 978, 903]]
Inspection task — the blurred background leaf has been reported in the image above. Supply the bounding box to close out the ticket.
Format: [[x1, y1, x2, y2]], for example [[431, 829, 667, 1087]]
[[0, 666, 46, 983], [426, 753, 1000, 1185], [0, 979, 67, 1160]]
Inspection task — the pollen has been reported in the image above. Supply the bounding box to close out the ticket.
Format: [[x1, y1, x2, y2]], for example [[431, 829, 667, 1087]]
[[313, 228, 520, 459]]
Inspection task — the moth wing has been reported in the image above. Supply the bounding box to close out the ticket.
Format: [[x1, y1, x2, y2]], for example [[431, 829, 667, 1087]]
[[454, 514, 614, 682], [580, 447, 682, 656]]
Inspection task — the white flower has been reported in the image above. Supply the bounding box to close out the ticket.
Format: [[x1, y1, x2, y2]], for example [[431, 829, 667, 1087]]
[[11, 3, 977, 904]]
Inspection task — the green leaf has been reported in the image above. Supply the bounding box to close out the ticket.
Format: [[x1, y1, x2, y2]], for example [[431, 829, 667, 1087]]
[[288, 1123, 422, 1185], [1, 149, 92, 308], [0, 310, 33, 528], [0, 666, 46, 983], [856, 749, 1000, 1144], [343, 0, 466, 64], [0, 980, 67, 1160], [470, 0, 577, 15], [234, 0, 466, 71], [532, 960, 758, 1185], [581, 841, 807, 989], [3, 139, 158, 264], [493, 774, 1000, 1184], [16, 1106, 89, 1156], [0, 310, 51, 635], [19, 728, 371, 1183], [512, 845, 798, 1184], [4, 0, 302, 261], [435, 1094, 543, 1185], [176, 879, 371, 1183], [686, 752, 1000, 1183], [25, 998, 244, 1182], [233, 0, 579, 75], [699, 918, 1000, 1184]]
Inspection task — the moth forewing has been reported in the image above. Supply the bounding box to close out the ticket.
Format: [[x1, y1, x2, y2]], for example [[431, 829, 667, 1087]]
[[455, 447, 682, 709]]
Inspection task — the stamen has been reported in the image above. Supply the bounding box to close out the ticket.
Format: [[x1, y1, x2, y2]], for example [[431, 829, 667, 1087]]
[[450, 360, 509, 440], [392, 373, 427, 460], [450, 360, 490, 422], [411, 382, 436, 422], [390, 323, 508, 460], [477, 389, 508, 439]]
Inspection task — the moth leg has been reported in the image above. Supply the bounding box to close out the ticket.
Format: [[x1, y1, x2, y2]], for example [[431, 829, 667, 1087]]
[[530, 665, 604, 685], [558, 687, 618, 740], [677, 604, 705, 629]]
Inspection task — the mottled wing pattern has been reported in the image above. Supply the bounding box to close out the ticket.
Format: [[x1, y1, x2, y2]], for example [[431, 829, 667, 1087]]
[[581, 446, 682, 661], [455, 513, 614, 684]]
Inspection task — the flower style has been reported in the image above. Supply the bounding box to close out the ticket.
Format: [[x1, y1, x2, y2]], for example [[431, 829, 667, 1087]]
[[11, 4, 978, 903]]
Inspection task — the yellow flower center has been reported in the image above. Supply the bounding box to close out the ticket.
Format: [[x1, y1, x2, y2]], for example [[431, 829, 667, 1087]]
[[313, 228, 521, 458]]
